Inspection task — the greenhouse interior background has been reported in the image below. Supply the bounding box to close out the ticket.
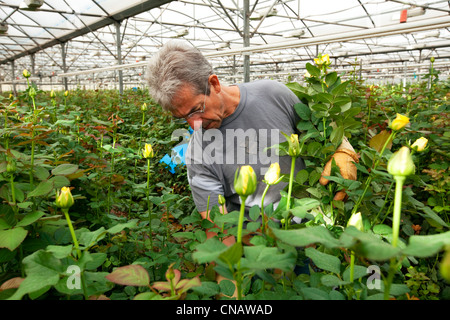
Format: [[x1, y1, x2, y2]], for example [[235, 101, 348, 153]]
[[0, 0, 449, 93], [1, 0, 450, 303]]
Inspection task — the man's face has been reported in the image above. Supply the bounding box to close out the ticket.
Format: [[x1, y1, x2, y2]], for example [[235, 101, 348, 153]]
[[171, 82, 224, 130]]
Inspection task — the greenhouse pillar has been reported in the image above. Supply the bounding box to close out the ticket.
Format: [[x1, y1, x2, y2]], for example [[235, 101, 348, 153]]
[[115, 22, 124, 95], [30, 54, 35, 77], [11, 60, 16, 96], [243, 0, 250, 82], [61, 43, 68, 91], [403, 62, 407, 88], [30, 54, 36, 88]]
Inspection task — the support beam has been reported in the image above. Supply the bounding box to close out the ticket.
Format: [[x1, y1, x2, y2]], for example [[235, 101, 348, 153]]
[[243, 0, 250, 83], [61, 43, 68, 91], [115, 22, 123, 95], [205, 16, 450, 58], [0, 0, 174, 65], [11, 60, 16, 95], [58, 17, 450, 78]]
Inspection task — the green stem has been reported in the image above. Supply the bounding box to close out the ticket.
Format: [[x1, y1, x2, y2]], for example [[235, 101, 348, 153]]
[[383, 175, 406, 300], [107, 135, 117, 214], [236, 267, 243, 301], [365, 99, 372, 144], [237, 196, 247, 245], [322, 117, 327, 148], [384, 258, 400, 300], [30, 128, 35, 187], [392, 176, 405, 248], [221, 203, 226, 233], [31, 96, 37, 115], [4, 107, 8, 130], [62, 208, 88, 300], [236, 196, 248, 300], [260, 185, 270, 235], [328, 184, 335, 225], [350, 251, 355, 282], [372, 181, 394, 227], [10, 174, 18, 215], [285, 156, 296, 229], [352, 131, 396, 215], [52, 100, 57, 123], [169, 278, 176, 297], [130, 111, 146, 215], [146, 159, 153, 250], [63, 208, 81, 259], [206, 195, 211, 221]]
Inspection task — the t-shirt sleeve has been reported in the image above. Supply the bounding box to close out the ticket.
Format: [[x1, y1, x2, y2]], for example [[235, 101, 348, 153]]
[[187, 164, 224, 212]]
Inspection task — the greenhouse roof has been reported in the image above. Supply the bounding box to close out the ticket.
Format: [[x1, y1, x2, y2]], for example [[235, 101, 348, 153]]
[[1, 0, 449, 88]]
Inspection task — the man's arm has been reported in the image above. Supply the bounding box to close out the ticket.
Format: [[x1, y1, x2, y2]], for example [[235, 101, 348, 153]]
[[319, 137, 359, 201], [199, 207, 235, 246]]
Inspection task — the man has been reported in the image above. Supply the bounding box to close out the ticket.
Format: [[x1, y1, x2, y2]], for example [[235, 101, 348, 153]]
[[146, 41, 357, 245]]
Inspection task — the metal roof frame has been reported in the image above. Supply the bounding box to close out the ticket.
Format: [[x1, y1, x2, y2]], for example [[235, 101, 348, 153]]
[[0, 0, 449, 91]]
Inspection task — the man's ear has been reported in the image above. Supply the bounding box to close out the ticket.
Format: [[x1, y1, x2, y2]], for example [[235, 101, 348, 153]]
[[209, 74, 221, 93]]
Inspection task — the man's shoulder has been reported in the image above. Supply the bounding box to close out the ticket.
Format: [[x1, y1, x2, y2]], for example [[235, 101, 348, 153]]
[[245, 79, 285, 89], [243, 79, 294, 96]]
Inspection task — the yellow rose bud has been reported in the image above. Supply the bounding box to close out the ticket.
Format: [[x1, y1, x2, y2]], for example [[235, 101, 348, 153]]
[[314, 54, 331, 66], [218, 194, 226, 206], [142, 143, 154, 159], [28, 87, 36, 98], [264, 162, 281, 185], [411, 137, 428, 152], [141, 103, 148, 111], [234, 165, 257, 197], [387, 146, 415, 177], [6, 159, 16, 174], [440, 246, 450, 282], [55, 186, 74, 209], [430, 56, 435, 63], [23, 69, 31, 78], [50, 90, 56, 98], [288, 134, 301, 157], [64, 90, 69, 97], [347, 212, 364, 231], [165, 263, 176, 281], [389, 113, 409, 131]]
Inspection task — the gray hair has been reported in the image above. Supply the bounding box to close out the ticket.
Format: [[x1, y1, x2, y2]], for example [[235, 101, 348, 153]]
[[146, 41, 213, 112]]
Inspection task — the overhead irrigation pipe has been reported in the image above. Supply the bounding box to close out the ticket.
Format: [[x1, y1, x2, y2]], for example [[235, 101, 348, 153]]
[[58, 15, 450, 78], [204, 16, 450, 57]]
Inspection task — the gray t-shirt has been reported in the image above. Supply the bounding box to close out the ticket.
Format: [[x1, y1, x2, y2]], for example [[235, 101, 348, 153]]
[[185, 79, 305, 213]]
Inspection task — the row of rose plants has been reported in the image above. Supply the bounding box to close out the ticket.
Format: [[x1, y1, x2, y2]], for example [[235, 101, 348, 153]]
[[0, 56, 448, 300]]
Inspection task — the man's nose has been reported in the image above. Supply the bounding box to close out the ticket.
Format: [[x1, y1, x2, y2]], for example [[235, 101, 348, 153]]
[[188, 118, 203, 130]]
